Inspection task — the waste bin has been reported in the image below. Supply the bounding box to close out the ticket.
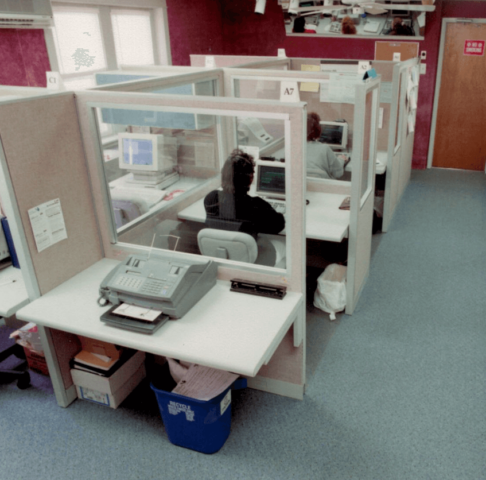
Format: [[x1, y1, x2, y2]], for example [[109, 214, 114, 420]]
[[151, 382, 234, 454]]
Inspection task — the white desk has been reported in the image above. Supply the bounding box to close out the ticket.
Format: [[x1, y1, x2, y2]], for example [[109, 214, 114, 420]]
[[16, 259, 303, 405], [345, 150, 388, 175], [177, 190, 350, 243], [0, 266, 29, 318], [109, 175, 206, 234]]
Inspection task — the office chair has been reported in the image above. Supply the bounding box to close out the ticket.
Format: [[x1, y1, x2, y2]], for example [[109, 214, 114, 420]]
[[197, 228, 286, 268], [0, 342, 30, 389], [198, 229, 259, 263]]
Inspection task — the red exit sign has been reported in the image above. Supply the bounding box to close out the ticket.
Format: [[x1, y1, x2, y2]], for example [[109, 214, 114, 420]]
[[464, 40, 485, 56]]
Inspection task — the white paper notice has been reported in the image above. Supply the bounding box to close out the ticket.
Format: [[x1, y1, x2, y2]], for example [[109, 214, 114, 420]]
[[113, 303, 163, 322], [379, 82, 393, 103], [328, 73, 360, 104], [172, 364, 239, 401], [379, 108, 384, 129], [28, 198, 67, 253], [408, 113, 415, 134]]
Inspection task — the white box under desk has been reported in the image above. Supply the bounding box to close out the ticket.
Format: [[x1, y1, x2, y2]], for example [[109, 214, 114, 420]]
[[16, 259, 303, 406]]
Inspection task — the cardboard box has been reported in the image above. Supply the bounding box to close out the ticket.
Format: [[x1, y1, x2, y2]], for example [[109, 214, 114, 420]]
[[77, 336, 122, 361], [71, 351, 146, 409], [23, 347, 49, 376]]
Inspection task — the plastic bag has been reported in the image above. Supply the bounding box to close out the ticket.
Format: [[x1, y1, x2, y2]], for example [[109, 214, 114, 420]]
[[313, 264, 347, 320]]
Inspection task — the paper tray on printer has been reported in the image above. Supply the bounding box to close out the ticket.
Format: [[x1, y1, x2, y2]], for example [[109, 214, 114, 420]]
[[101, 305, 170, 335]]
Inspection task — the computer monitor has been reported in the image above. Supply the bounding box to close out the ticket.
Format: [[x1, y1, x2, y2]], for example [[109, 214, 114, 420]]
[[255, 162, 286, 199], [319, 121, 348, 150], [118, 133, 176, 186]]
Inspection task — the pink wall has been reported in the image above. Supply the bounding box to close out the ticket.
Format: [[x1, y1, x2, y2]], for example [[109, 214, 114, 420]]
[[165, 0, 225, 66], [0, 29, 50, 87]]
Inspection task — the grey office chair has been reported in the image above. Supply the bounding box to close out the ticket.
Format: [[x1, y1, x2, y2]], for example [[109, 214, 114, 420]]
[[197, 229, 259, 263], [197, 228, 286, 268]]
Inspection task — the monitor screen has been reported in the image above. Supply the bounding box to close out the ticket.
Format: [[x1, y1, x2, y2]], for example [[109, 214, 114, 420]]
[[256, 165, 286, 197], [319, 121, 348, 149], [121, 138, 154, 167]]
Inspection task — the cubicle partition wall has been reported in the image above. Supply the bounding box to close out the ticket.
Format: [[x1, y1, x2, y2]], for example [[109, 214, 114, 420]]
[[346, 77, 380, 314], [0, 92, 103, 299], [190, 54, 290, 70]]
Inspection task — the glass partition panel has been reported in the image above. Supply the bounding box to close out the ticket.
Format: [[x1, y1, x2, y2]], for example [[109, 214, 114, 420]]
[[94, 106, 288, 271], [394, 73, 404, 151], [234, 77, 352, 183], [360, 90, 375, 205]]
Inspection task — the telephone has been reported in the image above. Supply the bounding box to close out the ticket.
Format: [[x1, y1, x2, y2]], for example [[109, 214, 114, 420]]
[[98, 251, 217, 320]]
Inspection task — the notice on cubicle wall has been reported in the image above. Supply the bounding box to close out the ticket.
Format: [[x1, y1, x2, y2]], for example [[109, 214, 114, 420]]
[[28, 198, 68, 253]]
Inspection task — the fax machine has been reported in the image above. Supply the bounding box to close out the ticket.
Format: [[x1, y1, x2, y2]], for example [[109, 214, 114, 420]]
[[98, 252, 217, 333]]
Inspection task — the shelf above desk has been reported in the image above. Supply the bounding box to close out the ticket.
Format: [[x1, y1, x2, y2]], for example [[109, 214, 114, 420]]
[[16, 259, 303, 378], [0, 266, 29, 318]]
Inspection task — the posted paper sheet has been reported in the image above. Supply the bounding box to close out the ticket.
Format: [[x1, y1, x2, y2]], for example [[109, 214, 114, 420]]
[[28, 198, 67, 253]]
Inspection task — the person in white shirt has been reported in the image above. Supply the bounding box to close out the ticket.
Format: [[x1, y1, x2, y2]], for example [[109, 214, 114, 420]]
[[306, 112, 350, 180]]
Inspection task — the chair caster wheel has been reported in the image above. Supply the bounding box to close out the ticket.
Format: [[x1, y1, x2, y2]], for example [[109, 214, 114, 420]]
[[17, 372, 30, 390]]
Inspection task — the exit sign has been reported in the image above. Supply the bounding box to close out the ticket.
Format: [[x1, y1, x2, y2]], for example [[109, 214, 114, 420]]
[[464, 40, 485, 56]]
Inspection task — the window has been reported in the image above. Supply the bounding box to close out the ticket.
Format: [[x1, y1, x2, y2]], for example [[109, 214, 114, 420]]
[[49, 3, 169, 90], [53, 6, 107, 75], [111, 9, 155, 66]]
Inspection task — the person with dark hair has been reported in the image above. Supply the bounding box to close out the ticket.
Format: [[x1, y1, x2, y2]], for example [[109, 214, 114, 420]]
[[386, 17, 414, 36], [306, 113, 349, 180], [341, 16, 357, 35], [204, 149, 285, 236]]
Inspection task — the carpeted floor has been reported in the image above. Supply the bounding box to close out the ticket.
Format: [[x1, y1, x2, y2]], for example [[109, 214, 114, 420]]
[[1, 169, 485, 480]]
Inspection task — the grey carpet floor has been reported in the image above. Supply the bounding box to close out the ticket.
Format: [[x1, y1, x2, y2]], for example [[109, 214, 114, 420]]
[[1, 168, 485, 480]]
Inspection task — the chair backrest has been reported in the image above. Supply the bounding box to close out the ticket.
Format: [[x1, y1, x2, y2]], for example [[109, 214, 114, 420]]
[[197, 228, 258, 263]]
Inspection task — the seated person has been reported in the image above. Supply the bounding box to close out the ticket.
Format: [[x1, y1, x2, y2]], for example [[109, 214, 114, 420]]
[[341, 16, 357, 35], [306, 112, 350, 180], [385, 17, 414, 36], [204, 149, 286, 266]]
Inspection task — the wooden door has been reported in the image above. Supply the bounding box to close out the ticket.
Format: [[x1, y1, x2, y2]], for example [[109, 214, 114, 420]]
[[432, 22, 486, 170]]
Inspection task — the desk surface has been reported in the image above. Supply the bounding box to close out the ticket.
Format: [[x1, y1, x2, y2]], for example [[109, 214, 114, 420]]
[[109, 175, 206, 234], [0, 266, 29, 318], [178, 190, 350, 242], [16, 259, 303, 377]]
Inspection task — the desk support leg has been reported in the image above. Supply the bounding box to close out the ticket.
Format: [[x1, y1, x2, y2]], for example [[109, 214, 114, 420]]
[[38, 326, 77, 407]]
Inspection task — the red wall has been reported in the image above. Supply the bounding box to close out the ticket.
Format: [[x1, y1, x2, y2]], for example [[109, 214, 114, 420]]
[[167, 0, 486, 170], [165, 0, 225, 66], [0, 29, 50, 87]]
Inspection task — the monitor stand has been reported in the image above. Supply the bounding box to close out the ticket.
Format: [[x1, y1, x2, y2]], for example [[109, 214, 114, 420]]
[[126, 171, 180, 190]]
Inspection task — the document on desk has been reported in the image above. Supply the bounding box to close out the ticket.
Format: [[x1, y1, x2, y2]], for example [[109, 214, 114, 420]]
[[172, 364, 238, 401], [28, 198, 67, 253], [112, 303, 163, 322]]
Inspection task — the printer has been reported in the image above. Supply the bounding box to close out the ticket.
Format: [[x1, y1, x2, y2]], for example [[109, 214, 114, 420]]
[[98, 251, 218, 333]]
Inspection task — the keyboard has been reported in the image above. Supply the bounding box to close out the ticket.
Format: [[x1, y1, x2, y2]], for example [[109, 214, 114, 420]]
[[267, 199, 286, 215]]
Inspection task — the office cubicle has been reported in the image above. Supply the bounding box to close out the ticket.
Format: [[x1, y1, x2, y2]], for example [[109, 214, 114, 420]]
[[223, 66, 380, 314], [312, 58, 420, 232], [0, 90, 308, 401], [90, 70, 225, 236]]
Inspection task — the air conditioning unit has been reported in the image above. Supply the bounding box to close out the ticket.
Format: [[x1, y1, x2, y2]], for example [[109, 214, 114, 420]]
[[0, 0, 53, 29]]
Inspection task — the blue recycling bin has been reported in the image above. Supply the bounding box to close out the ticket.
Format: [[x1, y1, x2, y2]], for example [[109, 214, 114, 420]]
[[150, 378, 246, 454]]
